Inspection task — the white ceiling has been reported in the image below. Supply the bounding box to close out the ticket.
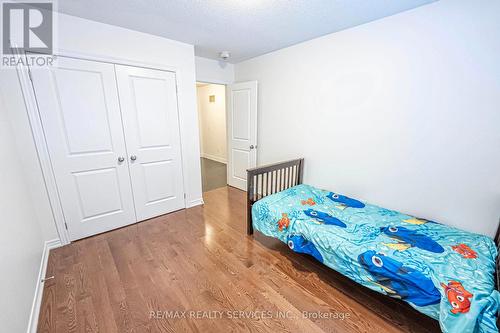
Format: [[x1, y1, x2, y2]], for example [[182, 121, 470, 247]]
[[54, 0, 436, 63]]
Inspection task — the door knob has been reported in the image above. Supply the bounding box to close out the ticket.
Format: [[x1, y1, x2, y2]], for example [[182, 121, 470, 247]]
[[118, 156, 125, 163], [130, 155, 137, 161], [249, 145, 255, 150]]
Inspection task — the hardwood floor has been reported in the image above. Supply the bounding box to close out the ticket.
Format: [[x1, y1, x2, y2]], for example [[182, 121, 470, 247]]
[[37, 186, 440, 333]]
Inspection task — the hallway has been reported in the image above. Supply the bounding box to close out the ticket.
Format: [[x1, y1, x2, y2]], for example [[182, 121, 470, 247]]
[[201, 157, 227, 192]]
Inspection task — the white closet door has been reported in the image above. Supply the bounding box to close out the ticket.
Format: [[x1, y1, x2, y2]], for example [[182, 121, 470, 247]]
[[30, 56, 136, 241], [115, 65, 185, 220]]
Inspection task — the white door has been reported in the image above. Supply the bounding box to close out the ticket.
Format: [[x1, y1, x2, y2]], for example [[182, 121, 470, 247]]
[[30, 57, 136, 240], [227, 81, 258, 190], [115, 65, 185, 220]]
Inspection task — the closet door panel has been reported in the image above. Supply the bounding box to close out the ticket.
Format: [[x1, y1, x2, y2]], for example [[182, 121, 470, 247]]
[[30, 56, 137, 240], [115, 65, 185, 220]]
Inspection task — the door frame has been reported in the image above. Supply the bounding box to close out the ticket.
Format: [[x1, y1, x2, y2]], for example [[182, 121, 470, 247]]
[[17, 49, 188, 245]]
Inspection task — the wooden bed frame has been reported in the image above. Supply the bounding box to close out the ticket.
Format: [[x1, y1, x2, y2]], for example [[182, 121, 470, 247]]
[[247, 158, 500, 327]]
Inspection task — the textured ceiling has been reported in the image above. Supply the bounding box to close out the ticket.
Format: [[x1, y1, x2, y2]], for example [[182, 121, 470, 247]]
[[54, 0, 436, 63]]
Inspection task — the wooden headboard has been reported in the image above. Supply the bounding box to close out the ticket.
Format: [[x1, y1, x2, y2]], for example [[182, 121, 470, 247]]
[[246, 158, 304, 235], [495, 221, 500, 290], [495, 222, 500, 247], [495, 221, 500, 329]]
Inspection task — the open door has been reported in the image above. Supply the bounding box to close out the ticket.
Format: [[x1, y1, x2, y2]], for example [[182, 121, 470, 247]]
[[227, 81, 258, 191]]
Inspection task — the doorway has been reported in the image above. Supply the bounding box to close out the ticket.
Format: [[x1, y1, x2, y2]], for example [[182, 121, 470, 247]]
[[196, 82, 228, 192]]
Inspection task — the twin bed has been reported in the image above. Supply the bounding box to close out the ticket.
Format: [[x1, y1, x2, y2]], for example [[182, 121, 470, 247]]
[[247, 158, 500, 333]]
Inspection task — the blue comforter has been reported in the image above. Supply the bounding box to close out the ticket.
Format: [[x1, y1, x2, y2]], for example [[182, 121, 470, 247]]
[[252, 184, 499, 332]]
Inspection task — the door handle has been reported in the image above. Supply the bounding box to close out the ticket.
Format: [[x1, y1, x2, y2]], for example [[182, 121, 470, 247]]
[[118, 156, 125, 163], [249, 145, 257, 150], [130, 155, 137, 161]]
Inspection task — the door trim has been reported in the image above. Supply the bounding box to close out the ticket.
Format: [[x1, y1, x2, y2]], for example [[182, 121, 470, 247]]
[[15, 50, 71, 245], [18, 50, 190, 245]]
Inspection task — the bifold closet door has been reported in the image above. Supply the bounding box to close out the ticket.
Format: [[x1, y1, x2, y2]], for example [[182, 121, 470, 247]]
[[30, 57, 136, 240], [115, 65, 185, 221]]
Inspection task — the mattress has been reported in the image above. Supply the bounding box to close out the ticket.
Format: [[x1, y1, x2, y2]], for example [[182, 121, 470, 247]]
[[252, 184, 499, 333]]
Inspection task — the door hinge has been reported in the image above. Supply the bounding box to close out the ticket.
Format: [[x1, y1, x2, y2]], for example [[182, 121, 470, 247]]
[[27, 67, 33, 82], [64, 222, 68, 230], [184, 193, 186, 199]]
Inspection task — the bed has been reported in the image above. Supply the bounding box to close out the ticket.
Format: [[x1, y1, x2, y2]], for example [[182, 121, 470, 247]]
[[247, 158, 500, 333]]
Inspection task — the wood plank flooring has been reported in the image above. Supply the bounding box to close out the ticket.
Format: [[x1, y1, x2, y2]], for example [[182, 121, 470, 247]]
[[37, 186, 440, 333]]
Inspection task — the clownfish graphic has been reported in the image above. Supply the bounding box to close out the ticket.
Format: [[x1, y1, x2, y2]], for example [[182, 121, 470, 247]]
[[301, 198, 316, 206], [441, 281, 473, 314], [451, 244, 478, 259], [277, 213, 290, 231]]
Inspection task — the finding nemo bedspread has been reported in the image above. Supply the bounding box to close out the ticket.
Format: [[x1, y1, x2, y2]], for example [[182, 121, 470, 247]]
[[252, 184, 499, 333]]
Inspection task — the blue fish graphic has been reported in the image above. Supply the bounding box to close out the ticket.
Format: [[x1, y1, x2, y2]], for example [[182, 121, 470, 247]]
[[287, 234, 323, 263], [358, 250, 441, 306], [303, 209, 346, 228], [327, 192, 365, 208], [381, 226, 444, 253]]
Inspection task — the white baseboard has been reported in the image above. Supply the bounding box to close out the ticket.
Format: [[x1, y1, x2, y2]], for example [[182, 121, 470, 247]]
[[27, 239, 62, 333], [201, 153, 227, 164], [187, 198, 204, 208]]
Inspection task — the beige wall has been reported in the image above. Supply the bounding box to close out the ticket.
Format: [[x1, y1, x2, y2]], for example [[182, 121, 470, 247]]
[[197, 84, 227, 163]]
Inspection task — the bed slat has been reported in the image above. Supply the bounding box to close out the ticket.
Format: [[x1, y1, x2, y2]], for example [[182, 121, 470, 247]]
[[247, 158, 304, 235]]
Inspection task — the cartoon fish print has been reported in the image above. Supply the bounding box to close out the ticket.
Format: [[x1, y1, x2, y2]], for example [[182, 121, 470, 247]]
[[380, 226, 444, 253], [441, 281, 473, 314], [301, 198, 316, 206], [277, 213, 290, 231], [335, 205, 348, 211], [358, 250, 441, 306], [303, 209, 346, 228], [451, 244, 478, 259], [383, 242, 411, 251], [403, 217, 439, 225], [402, 218, 427, 225], [327, 192, 365, 208], [287, 234, 323, 263]]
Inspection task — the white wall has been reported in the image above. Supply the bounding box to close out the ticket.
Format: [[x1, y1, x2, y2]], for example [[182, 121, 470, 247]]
[[195, 56, 234, 84], [0, 71, 46, 333], [1, 69, 59, 242], [235, 0, 500, 237], [197, 84, 227, 163]]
